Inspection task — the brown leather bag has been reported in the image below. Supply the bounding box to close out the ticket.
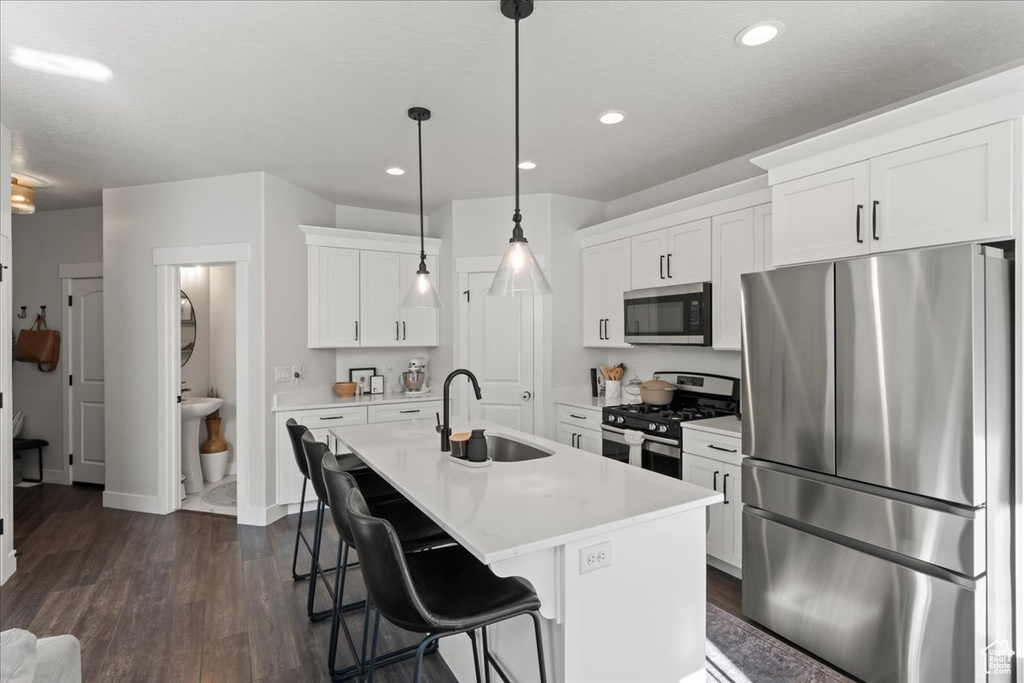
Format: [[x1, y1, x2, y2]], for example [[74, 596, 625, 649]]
[[15, 314, 61, 372]]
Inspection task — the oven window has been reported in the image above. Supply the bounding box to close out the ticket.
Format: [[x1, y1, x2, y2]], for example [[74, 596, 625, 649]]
[[625, 293, 703, 337], [644, 450, 682, 479], [602, 435, 629, 463]]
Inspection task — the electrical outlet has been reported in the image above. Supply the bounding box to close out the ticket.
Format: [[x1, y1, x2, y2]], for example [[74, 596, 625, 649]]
[[579, 541, 611, 574], [275, 366, 290, 382]]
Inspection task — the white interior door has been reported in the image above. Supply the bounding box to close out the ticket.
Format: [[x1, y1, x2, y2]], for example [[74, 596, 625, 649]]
[[68, 277, 105, 484], [464, 271, 534, 433]]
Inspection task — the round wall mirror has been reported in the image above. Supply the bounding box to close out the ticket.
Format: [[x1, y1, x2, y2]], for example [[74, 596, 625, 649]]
[[180, 290, 196, 367]]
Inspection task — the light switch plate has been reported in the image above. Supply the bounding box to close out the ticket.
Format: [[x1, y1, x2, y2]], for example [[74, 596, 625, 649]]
[[579, 541, 611, 574], [275, 366, 290, 382]]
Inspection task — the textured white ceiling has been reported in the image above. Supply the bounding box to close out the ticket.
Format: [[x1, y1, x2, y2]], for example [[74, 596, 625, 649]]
[[1, 1, 1022, 213]]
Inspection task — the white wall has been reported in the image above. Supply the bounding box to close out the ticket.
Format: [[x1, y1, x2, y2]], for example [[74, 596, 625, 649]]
[[336, 203, 422, 236], [209, 264, 236, 474], [102, 172, 265, 515], [431, 201, 454, 385], [178, 266, 210, 398], [1, 123, 14, 585], [11, 207, 103, 481]]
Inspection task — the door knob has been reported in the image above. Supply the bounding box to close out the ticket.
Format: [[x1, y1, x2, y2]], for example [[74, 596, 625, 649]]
[[521, 390, 532, 401]]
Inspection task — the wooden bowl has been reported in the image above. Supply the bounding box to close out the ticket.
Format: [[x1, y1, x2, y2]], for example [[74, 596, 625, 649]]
[[333, 382, 358, 398]]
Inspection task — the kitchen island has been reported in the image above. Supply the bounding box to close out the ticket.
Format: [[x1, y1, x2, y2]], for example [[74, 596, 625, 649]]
[[332, 419, 721, 682]]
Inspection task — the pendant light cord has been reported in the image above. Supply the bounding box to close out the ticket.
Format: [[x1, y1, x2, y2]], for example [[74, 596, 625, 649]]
[[512, 15, 523, 240], [417, 117, 427, 265]]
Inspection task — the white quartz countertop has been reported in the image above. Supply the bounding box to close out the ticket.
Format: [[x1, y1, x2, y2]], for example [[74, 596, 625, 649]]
[[683, 415, 743, 438], [331, 419, 722, 564], [272, 385, 445, 412]]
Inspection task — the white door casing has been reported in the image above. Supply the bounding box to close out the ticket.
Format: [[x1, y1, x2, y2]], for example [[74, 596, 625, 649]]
[[1, 235, 14, 584], [64, 276, 105, 484]]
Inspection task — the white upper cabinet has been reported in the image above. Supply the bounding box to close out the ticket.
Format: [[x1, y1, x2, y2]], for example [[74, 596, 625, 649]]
[[772, 161, 871, 267], [308, 246, 360, 348], [359, 250, 403, 347], [629, 230, 667, 290], [868, 121, 1013, 252], [398, 253, 439, 346], [630, 218, 711, 289], [712, 207, 766, 350], [666, 218, 712, 284], [304, 227, 441, 349], [582, 239, 631, 347]]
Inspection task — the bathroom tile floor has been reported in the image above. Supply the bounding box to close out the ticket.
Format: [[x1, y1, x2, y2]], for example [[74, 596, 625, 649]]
[[181, 474, 237, 516]]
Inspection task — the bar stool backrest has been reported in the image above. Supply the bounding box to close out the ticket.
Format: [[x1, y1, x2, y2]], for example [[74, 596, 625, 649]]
[[301, 433, 332, 503], [345, 489, 433, 633], [286, 418, 311, 479], [321, 453, 358, 546]]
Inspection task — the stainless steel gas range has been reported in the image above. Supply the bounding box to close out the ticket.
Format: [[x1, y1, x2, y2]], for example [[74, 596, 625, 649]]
[[601, 372, 739, 479]]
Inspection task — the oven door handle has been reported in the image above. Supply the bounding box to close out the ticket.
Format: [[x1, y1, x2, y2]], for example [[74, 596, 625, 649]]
[[601, 424, 679, 447]]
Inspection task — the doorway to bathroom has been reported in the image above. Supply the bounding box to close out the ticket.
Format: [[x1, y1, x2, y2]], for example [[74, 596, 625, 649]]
[[153, 242, 252, 524], [178, 264, 237, 516]]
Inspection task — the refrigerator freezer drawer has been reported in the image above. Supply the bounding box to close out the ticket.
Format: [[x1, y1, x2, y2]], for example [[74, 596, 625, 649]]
[[742, 460, 985, 576], [743, 511, 985, 683]]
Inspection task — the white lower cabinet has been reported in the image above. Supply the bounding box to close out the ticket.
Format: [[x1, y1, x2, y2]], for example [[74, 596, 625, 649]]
[[554, 404, 603, 455], [276, 400, 442, 507], [682, 428, 744, 570]]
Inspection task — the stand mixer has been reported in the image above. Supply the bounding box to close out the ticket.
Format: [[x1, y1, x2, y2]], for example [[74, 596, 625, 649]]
[[401, 357, 430, 396]]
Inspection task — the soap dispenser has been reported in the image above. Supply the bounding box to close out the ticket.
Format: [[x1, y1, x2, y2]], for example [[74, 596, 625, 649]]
[[467, 429, 488, 463]]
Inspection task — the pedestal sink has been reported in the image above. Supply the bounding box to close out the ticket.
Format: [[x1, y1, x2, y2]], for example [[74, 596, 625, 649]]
[[181, 397, 224, 495]]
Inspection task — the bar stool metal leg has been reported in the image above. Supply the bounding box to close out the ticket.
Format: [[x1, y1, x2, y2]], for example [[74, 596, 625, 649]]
[[291, 477, 312, 581]]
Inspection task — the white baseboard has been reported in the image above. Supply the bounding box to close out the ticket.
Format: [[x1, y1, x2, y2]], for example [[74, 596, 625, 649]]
[[707, 555, 742, 580], [238, 504, 288, 527], [103, 490, 163, 514]]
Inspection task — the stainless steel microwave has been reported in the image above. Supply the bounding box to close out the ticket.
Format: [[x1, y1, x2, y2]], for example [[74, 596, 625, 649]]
[[623, 282, 712, 345]]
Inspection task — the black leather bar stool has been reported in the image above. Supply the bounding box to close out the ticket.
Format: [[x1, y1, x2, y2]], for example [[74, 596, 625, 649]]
[[321, 452, 453, 679], [284, 419, 316, 581], [301, 434, 411, 623], [346, 488, 548, 683]]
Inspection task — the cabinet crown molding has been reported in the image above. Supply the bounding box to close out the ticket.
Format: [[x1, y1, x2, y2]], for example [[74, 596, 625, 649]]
[[300, 225, 441, 255]]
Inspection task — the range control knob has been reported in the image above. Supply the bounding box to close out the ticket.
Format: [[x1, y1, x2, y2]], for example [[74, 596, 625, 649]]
[[648, 422, 657, 431], [656, 424, 669, 433], [616, 416, 625, 424]]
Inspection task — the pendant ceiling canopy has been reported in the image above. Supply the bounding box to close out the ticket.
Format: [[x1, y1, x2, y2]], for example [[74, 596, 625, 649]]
[[488, 0, 552, 298], [402, 106, 443, 309]]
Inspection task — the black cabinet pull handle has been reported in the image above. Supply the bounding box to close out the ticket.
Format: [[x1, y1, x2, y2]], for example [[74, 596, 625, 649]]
[[396, 321, 400, 341], [571, 433, 577, 448], [598, 319, 604, 340], [660, 255, 665, 279], [600, 319, 604, 340], [320, 415, 345, 421], [713, 470, 719, 491], [402, 321, 407, 340], [855, 204, 864, 243], [708, 443, 738, 453], [355, 320, 359, 341], [569, 413, 586, 420], [399, 409, 420, 414], [603, 318, 609, 340], [872, 200, 879, 240], [666, 253, 672, 278], [723, 473, 730, 504]]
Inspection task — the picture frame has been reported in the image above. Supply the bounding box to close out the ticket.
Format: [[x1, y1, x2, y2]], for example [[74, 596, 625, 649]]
[[370, 375, 385, 395], [349, 367, 376, 394]]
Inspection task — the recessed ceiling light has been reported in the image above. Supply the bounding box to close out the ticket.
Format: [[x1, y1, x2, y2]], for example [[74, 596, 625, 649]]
[[10, 45, 113, 82], [599, 111, 626, 125], [518, 161, 537, 170], [386, 167, 406, 176], [735, 21, 785, 47]]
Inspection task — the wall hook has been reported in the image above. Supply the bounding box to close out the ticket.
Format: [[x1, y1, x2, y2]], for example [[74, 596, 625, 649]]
[[40, 305, 47, 318], [17, 306, 26, 319]]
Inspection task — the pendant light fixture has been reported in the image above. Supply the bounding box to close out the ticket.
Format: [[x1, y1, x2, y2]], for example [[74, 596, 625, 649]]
[[402, 106, 443, 309], [10, 177, 36, 215], [488, 0, 552, 298]]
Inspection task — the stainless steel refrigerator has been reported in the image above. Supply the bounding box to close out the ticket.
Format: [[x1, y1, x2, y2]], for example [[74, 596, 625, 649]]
[[740, 244, 1013, 683]]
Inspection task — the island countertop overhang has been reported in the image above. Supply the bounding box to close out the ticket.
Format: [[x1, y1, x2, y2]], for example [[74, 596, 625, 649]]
[[331, 419, 723, 564]]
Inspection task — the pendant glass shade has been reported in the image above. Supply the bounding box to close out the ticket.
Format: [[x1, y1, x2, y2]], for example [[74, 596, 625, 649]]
[[11, 178, 35, 215], [402, 265, 444, 308], [488, 238, 552, 297]]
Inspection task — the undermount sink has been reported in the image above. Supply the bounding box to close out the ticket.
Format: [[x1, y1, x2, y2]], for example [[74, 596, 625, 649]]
[[486, 434, 554, 462], [181, 396, 223, 419]]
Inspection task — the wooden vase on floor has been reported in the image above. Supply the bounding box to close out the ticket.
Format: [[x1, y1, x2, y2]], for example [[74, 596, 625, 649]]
[[201, 416, 228, 454]]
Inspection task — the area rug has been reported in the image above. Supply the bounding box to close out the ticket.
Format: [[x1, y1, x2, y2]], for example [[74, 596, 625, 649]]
[[201, 480, 237, 507], [706, 603, 853, 682]]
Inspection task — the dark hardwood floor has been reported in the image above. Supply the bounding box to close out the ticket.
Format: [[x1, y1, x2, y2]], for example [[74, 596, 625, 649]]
[[2, 484, 747, 682]]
